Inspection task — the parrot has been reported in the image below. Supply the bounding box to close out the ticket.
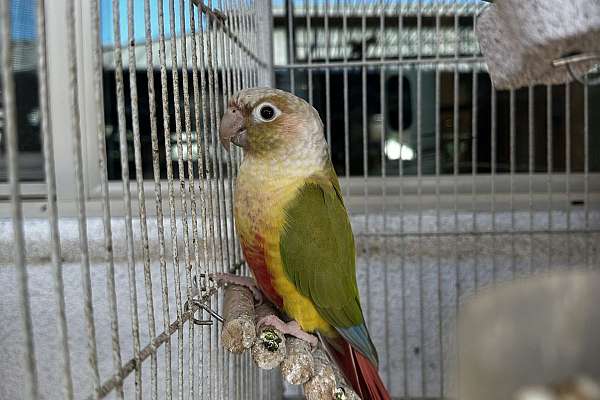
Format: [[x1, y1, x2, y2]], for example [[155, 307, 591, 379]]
[[218, 87, 391, 400]]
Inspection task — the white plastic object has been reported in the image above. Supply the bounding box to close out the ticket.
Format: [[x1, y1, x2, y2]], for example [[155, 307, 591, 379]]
[[475, 0, 600, 89]]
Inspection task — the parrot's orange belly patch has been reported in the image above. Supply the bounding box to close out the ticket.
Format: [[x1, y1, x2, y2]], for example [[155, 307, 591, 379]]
[[242, 233, 335, 336], [241, 234, 283, 308], [234, 178, 335, 336]]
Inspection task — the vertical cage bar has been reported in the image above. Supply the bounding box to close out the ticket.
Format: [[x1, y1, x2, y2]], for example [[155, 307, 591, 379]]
[[416, 0, 426, 396], [342, 0, 350, 197], [246, 0, 254, 87], [180, 0, 201, 398], [305, 0, 313, 103], [584, 81, 590, 268], [176, 1, 203, 397], [166, 0, 190, 396], [528, 85, 535, 275], [434, 2, 443, 396], [378, 0, 390, 387], [261, 0, 274, 86], [221, 0, 239, 279], [204, 1, 225, 396], [196, 4, 217, 396], [254, 0, 261, 85], [397, 4, 409, 395], [206, 0, 227, 277], [472, 11, 480, 293], [38, 0, 75, 397], [234, 0, 246, 89], [565, 82, 571, 266], [143, 0, 173, 397], [156, 0, 181, 396], [209, 1, 230, 396], [491, 86, 497, 283], [471, 97, 479, 289], [547, 85, 553, 269], [69, 0, 102, 394], [215, 2, 233, 397], [249, 0, 258, 87], [324, 0, 331, 147], [0, 1, 39, 398], [360, 0, 371, 325], [111, 0, 143, 396], [91, 0, 124, 396], [227, 0, 243, 270], [215, 0, 234, 275], [189, 3, 212, 396], [285, 0, 296, 94], [452, 15, 461, 392], [126, 0, 159, 397], [241, 0, 252, 88], [452, 0, 460, 288], [509, 88, 516, 279], [194, 0, 217, 282]]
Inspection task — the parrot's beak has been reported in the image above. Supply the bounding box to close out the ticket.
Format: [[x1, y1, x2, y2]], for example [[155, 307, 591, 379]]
[[219, 106, 248, 151]]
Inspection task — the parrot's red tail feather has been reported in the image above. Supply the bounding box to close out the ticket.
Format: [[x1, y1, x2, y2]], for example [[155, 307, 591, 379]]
[[324, 337, 391, 400]]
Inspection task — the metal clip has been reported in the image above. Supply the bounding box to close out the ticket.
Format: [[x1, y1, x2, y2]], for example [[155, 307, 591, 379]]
[[185, 274, 224, 325], [552, 52, 600, 87], [184, 298, 225, 326]]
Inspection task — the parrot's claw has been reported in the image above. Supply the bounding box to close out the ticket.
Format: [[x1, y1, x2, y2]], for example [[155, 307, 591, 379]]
[[209, 273, 263, 304], [257, 315, 318, 347]]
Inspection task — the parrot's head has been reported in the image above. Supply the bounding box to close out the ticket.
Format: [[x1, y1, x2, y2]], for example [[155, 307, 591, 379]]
[[219, 87, 326, 159]]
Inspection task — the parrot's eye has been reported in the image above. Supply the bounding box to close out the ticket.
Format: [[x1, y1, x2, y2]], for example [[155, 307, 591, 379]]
[[254, 102, 281, 122], [260, 106, 275, 120]]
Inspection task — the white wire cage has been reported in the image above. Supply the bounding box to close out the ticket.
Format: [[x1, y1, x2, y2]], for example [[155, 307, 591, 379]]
[[273, 0, 600, 398], [1, 0, 277, 399], [1, 0, 600, 400]]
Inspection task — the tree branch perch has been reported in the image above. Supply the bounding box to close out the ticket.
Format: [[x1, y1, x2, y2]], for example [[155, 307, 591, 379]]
[[252, 302, 287, 369], [219, 286, 360, 399], [221, 284, 256, 353]]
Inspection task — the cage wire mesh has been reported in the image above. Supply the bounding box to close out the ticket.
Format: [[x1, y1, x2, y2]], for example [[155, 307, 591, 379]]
[[1, 0, 600, 399], [273, 0, 600, 398], [1, 0, 278, 399]]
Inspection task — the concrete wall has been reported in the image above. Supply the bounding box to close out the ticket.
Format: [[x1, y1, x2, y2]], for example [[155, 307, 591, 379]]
[[1, 210, 599, 399]]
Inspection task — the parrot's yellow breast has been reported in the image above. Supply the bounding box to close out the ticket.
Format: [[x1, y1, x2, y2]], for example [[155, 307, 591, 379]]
[[234, 167, 336, 336]]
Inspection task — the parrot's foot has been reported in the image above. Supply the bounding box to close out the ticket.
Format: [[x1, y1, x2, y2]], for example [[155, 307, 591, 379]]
[[210, 273, 262, 303], [257, 315, 318, 347]]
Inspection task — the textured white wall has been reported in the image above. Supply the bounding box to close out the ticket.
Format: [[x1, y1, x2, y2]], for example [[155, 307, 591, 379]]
[[1, 211, 599, 399]]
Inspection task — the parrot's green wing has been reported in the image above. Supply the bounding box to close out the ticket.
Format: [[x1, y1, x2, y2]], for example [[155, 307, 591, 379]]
[[280, 170, 378, 365]]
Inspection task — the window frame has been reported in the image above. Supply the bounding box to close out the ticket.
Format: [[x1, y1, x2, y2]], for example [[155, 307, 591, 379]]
[[0, 0, 99, 202]]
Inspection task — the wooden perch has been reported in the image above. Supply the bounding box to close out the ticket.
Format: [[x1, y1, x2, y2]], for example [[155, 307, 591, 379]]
[[251, 302, 287, 369], [219, 290, 359, 400], [331, 360, 360, 400], [303, 348, 337, 400], [221, 284, 256, 353], [281, 337, 314, 385]]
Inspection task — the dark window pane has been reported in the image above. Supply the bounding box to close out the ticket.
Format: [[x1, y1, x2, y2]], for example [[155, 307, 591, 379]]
[[100, 0, 222, 181], [0, 0, 44, 182], [272, 4, 600, 177], [98, 0, 600, 180]]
